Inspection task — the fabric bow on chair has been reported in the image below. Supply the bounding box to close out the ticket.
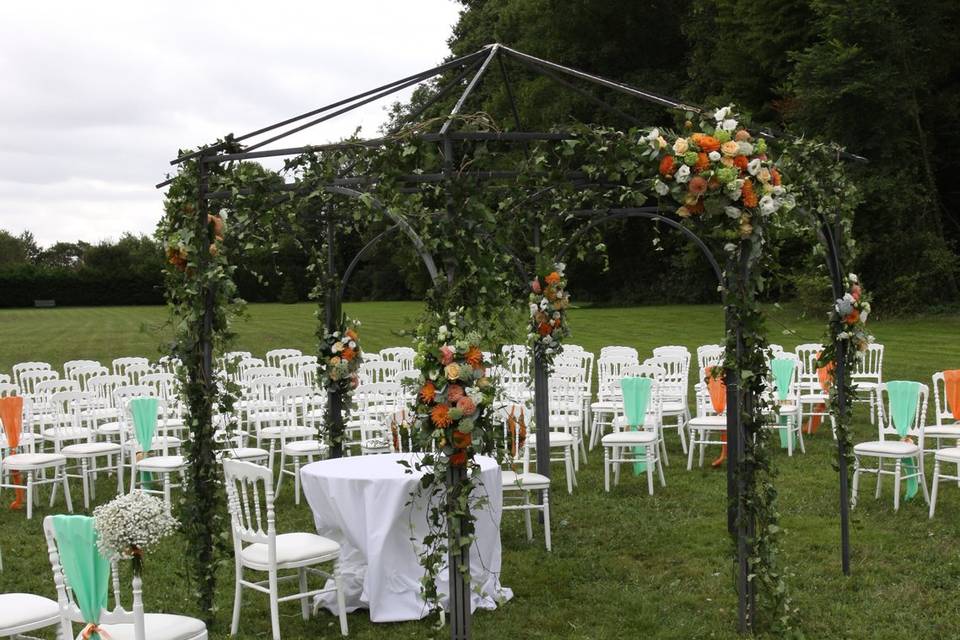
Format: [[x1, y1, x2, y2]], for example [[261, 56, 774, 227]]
[[887, 380, 922, 501], [52, 515, 111, 639], [0, 396, 26, 509], [806, 355, 834, 434], [621, 376, 652, 475], [130, 397, 159, 487], [706, 367, 728, 468], [944, 370, 960, 420], [771, 358, 798, 449]]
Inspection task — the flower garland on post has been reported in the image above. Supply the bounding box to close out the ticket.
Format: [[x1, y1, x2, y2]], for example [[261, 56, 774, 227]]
[[528, 263, 571, 372], [404, 308, 499, 613], [817, 274, 874, 475], [317, 316, 363, 449]]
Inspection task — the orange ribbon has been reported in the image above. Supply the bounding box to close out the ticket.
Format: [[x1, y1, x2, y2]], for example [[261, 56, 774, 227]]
[[705, 367, 728, 468], [0, 396, 26, 509], [81, 623, 112, 639], [806, 354, 834, 435], [944, 370, 960, 421]]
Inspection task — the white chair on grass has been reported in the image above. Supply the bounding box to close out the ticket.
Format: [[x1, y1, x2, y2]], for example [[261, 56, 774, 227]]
[[648, 349, 691, 454], [125, 397, 186, 514], [603, 371, 666, 494], [767, 355, 805, 456], [923, 371, 960, 454], [526, 377, 578, 494], [499, 404, 551, 551], [112, 357, 149, 379], [379, 347, 416, 371], [852, 343, 884, 424], [589, 352, 639, 449], [687, 366, 729, 470], [852, 382, 930, 512], [43, 515, 208, 640], [222, 459, 348, 640], [275, 386, 327, 505], [266, 348, 303, 369], [12, 362, 53, 390]]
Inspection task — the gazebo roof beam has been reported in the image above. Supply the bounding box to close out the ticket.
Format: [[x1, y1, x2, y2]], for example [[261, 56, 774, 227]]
[[438, 44, 500, 136]]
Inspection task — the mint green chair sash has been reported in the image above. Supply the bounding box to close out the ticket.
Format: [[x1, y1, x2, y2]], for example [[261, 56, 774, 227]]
[[52, 515, 110, 640], [887, 381, 921, 500], [130, 396, 159, 486], [771, 359, 797, 449], [621, 377, 653, 475]]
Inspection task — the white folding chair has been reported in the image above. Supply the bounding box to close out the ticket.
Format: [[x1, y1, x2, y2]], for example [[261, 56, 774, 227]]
[[499, 404, 551, 551], [602, 376, 665, 495], [266, 348, 303, 369]]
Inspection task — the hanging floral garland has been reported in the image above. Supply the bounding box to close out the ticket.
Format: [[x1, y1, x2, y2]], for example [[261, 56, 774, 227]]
[[318, 316, 363, 394], [528, 262, 571, 372]]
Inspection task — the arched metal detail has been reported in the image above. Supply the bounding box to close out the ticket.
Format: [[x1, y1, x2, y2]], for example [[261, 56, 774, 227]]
[[555, 206, 724, 284], [339, 223, 402, 300], [324, 185, 441, 283]]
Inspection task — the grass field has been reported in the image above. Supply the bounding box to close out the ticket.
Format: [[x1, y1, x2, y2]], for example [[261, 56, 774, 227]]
[[1, 302, 959, 639]]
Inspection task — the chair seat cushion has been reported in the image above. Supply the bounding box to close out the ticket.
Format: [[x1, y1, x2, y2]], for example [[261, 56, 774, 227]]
[[137, 455, 185, 471], [99, 613, 206, 640], [602, 431, 658, 445], [61, 442, 122, 456], [0, 592, 60, 633], [527, 432, 576, 446], [260, 426, 314, 439], [240, 532, 339, 568], [96, 421, 123, 434], [662, 401, 687, 414], [854, 440, 920, 456], [925, 425, 960, 438], [688, 416, 727, 428], [934, 447, 960, 463], [223, 447, 270, 460], [123, 436, 182, 452], [42, 427, 91, 441], [590, 401, 620, 412], [283, 440, 326, 455], [2, 452, 67, 470], [502, 470, 550, 489]]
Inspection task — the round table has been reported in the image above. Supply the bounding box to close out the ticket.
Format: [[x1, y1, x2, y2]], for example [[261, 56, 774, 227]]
[[300, 453, 512, 622]]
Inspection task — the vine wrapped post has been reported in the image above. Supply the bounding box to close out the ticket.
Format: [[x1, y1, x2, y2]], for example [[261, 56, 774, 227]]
[[446, 464, 471, 640], [532, 353, 551, 482], [834, 338, 851, 575], [324, 208, 345, 459]]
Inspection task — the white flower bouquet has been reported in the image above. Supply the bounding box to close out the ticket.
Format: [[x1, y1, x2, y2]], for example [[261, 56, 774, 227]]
[[93, 491, 178, 575]]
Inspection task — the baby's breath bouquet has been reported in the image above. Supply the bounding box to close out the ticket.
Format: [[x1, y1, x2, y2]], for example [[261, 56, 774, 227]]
[[93, 491, 178, 576]]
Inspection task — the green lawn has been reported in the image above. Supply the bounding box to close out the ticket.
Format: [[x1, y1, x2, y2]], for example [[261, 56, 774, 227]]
[[1, 302, 959, 639]]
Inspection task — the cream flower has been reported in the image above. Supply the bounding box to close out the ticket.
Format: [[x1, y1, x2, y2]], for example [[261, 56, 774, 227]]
[[654, 179, 670, 196], [708, 151, 721, 162], [721, 141, 740, 157], [737, 141, 754, 156], [757, 167, 772, 183], [673, 137, 689, 154], [721, 118, 738, 131], [714, 106, 731, 121]]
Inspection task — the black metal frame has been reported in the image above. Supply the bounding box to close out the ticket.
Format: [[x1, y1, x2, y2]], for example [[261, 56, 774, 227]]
[[160, 42, 863, 638]]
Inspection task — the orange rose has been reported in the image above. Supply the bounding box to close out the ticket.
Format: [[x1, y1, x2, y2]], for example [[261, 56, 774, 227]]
[[450, 450, 467, 466], [844, 309, 861, 325], [735, 129, 752, 142], [345, 328, 358, 341], [545, 271, 561, 285], [453, 430, 472, 448], [341, 347, 355, 362], [431, 404, 453, 427], [659, 155, 676, 177], [419, 381, 436, 403], [771, 168, 782, 186], [694, 152, 710, 173], [741, 179, 759, 208], [693, 134, 721, 153], [538, 322, 552, 336]]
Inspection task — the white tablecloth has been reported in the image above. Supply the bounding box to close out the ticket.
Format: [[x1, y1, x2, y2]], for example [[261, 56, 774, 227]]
[[300, 453, 512, 622]]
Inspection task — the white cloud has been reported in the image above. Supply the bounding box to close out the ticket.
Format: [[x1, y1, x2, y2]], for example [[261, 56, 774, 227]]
[[0, 0, 462, 245]]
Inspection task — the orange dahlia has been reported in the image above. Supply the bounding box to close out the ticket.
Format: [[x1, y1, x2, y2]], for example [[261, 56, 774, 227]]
[[538, 322, 552, 336], [545, 271, 561, 285], [450, 450, 467, 466], [465, 346, 484, 370], [844, 309, 861, 325], [695, 152, 710, 173], [431, 403, 453, 427], [733, 155, 749, 172], [692, 134, 721, 153], [741, 179, 759, 208], [771, 168, 782, 186], [452, 430, 472, 448], [345, 328, 358, 341], [659, 155, 676, 177], [419, 381, 437, 403], [341, 347, 355, 362]]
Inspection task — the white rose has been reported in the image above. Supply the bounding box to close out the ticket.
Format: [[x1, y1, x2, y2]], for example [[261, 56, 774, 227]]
[[714, 106, 731, 121], [529, 303, 538, 316], [675, 165, 691, 183], [759, 195, 778, 215], [654, 179, 670, 196], [645, 128, 660, 142], [848, 273, 859, 284], [708, 151, 721, 162], [738, 141, 754, 156], [725, 206, 741, 219], [747, 158, 762, 175], [722, 118, 738, 131]]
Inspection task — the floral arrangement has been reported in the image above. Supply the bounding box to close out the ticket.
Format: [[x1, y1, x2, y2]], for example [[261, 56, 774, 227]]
[[319, 316, 362, 395], [414, 310, 496, 466], [528, 263, 571, 370], [831, 273, 873, 353], [93, 491, 178, 575], [643, 105, 795, 239]]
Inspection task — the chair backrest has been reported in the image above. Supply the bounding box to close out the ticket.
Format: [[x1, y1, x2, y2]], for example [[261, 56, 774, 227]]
[[236, 357, 266, 382], [43, 516, 145, 640], [279, 355, 318, 382], [122, 396, 173, 456], [501, 344, 531, 379], [63, 359, 101, 378], [35, 379, 81, 407], [249, 376, 294, 404], [154, 355, 181, 375], [597, 354, 639, 398], [49, 390, 95, 439], [12, 361, 53, 388], [222, 459, 276, 549], [0, 373, 9, 385], [768, 356, 800, 400], [123, 363, 152, 386], [500, 403, 531, 470], [853, 342, 883, 382], [547, 376, 581, 425], [380, 347, 416, 370], [88, 374, 127, 407], [696, 345, 724, 372], [359, 361, 401, 385], [113, 385, 155, 420], [69, 365, 110, 391], [140, 373, 176, 400], [265, 348, 303, 369], [244, 366, 283, 383], [794, 343, 824, 376], [600, 345, 639, 361], [932, 371, 960, 428], [19, 369, 60, 396], [299, 363, 320, 387], [387, 409, 418, 453], [112, 357, 149, 377], [876, 382, 929, 443], [0, 382, 18, 397], [645, 354, 687, 400]]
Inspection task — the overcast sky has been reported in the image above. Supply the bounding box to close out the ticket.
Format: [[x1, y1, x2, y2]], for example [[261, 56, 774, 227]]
[[0, 1, 462, 246]]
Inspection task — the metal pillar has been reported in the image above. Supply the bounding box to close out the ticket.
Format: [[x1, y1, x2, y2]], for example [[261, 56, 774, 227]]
[[533, 353, 552, 481], [324, 210, 345, 459], [835, 339, 851, 575], [446, 465, 472, 640]]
